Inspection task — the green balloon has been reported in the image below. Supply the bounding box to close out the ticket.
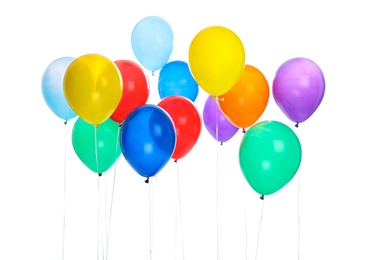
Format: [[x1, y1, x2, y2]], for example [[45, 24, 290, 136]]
[[239, 120, 301, 196], [72, 118, 122, 174]]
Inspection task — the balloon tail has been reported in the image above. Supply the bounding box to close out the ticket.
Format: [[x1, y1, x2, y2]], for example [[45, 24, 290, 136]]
[[260, 195, 264, 200], [295, 122, 299, 128], [220, 142, 223, 146], [98, 173, 102, 177], [152, 71, 155, 76], [242, 128, 246, 134], [64, 120, 68, 125], [145, 177, 150, 184]]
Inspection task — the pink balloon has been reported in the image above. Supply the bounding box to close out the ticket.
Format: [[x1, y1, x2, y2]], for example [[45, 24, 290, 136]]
[[273, 57, 325, 126]]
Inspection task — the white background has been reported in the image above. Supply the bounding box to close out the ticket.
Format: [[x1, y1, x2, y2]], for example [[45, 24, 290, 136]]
[[1, 1, 364, 260]]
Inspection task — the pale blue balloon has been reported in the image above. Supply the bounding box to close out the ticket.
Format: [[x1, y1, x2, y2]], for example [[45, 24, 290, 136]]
[[41, 57, 77, 121], [131, 16, 174, 73]]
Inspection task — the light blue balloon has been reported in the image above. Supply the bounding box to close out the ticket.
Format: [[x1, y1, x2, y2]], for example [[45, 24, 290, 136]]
[[41, 57, 77, 121], [158, 60, 199, 102], [131, 16, 174, 73]]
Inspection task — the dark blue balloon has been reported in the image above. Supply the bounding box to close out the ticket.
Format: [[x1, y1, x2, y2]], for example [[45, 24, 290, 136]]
[[158, 60, 199, 102], [120, 105, 176, 178]]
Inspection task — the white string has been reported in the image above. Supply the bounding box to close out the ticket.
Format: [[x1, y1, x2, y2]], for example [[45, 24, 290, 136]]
[[149, 177, 154, 260], [244, 179, 248, 260], [255, 198, 265, 260], [175, 161, 185, 260], [298, 171, 301, 260], [61, 120, 69, 260]]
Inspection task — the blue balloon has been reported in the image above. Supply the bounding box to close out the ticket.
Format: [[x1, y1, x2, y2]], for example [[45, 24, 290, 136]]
[[41, 57, 77, 121], [120, 105, 176, 178], [158, 60, 199, 102], [131, 16, 174, 73]]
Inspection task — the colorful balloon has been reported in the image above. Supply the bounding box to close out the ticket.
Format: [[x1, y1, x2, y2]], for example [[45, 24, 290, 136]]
[[158, 96, 201, 160], [239, 120, 302, 196], [272, 57, 325, 125], [72, 118, 122, 174], [131, 16, 174, 73], [188, 26, 245, 96], [41, 57, 77, 121], [64, 54, 123, 126], [158, 60, 199, 102], [110, 60, 150, 123], [203, 95, 239, 143], [120, 105, 176, 178], [218, 65, 269, 130]]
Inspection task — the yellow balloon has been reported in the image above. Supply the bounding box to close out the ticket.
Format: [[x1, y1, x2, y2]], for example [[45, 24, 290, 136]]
[[64, 54, 123, 125], [189, 26, 245, 96]]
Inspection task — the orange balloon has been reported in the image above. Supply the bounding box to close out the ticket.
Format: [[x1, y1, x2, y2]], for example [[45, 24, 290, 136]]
[[218, 65, 269, 130]]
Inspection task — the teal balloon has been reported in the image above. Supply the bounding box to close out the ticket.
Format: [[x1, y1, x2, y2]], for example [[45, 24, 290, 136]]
[[131, 16, 174, 73], [239, 120, 302, 196], [72, 118, 122, 174]]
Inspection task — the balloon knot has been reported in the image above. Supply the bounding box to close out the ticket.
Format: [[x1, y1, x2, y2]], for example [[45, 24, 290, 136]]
[[145, 177, 149, 184], [152, 71, 155, 76], [211, 95, 217, 101], [98, 173, 102, 177], [174, 159, 178, 163], [94, 124, 99, 128], [242, 128, 246, 133], [64, 120, 68, 125], [295, 122, 299, 128], [220, 142, 223, 146], [260, 195, 264, 200], [118, 122, 123, 127]]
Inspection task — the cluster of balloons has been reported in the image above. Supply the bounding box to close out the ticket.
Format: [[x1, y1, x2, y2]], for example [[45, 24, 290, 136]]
[[41, 15, 325, 196]]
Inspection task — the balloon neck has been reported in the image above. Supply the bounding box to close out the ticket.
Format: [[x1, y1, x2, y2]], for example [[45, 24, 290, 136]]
[[242, 128, 246, 134], [295, 122, 299, 128], [118, 122, 123, 127], [260, 195, 265, 200], [151, 71, 155, 76], [211, 95, 217, 101], [174, 159, 178, 163], [145, 177, 149, 184], [94, 124, 99, 128], [64, 120, 68, 125], [98, 173, 102, 177], [220, 142, 223, 146]]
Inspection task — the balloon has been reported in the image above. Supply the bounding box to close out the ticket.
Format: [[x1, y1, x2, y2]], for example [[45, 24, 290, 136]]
[[158, 96, 201, 160], [203, 95, 239, 143], [239, 120, 302, 196], [218, 65, 269, 130], [41, 57, 77, 121], [158, 60, 199, 102], [64, 53, 123, 126], [72, 118, 122, 174], [272, 57, 325, 125], [120, 105, 176, 178], [110, 60, 150, 123], [131, 16, 174, 73], [188, 26, 245, 96]]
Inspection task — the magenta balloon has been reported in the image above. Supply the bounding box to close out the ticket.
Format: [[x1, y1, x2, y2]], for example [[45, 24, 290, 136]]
[[203, 95, 239, 143], [273, 57, 325, 124]]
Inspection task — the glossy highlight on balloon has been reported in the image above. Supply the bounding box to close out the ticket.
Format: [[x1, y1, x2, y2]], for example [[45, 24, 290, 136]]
[[239, 120, 302, 196], [64, 53, 123, 125], [120, 105, 176, 178], [273, 57, 325, 125], [131, 16, 174, 73], [189, 26, 245, 96], [41, 57, 77, 121]]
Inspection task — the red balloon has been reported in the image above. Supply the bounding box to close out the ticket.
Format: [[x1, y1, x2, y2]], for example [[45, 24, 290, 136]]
[[158, 96, 202, 160], [110, 60, 150, 123]]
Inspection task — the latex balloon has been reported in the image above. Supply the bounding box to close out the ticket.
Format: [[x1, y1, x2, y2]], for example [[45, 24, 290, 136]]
[[64, 53, 123, 126], [203, 95, 239, 143], [41, 57, 77, 121], [131, 16, 174, 73], [158, 60, 199, 102], [218, 65, 269, 130], [272, 57, 325, 125], [72, 117, 122, 174], [239, 120, 302, 196], [120, 105, 176, 178], [189, 26, 245, 96], [158, 96, 201, 160], [110, 60, 150, 123]]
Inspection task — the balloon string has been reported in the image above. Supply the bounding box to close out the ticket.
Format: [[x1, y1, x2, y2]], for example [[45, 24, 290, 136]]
[[255, 197, 265, 260], [105, 124, 120, 260], [215, 98, 222, 260], [298, 171, 301, 260], [244, 179, 248, 260], [174, 160, 185, 260], [62, 121, 69, 260], [148, 178, 154, 260]]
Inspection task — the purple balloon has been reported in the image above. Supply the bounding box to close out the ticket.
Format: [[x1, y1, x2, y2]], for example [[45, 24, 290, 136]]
[[203, 95, 239, 143], [273, 57, 325, 124]]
